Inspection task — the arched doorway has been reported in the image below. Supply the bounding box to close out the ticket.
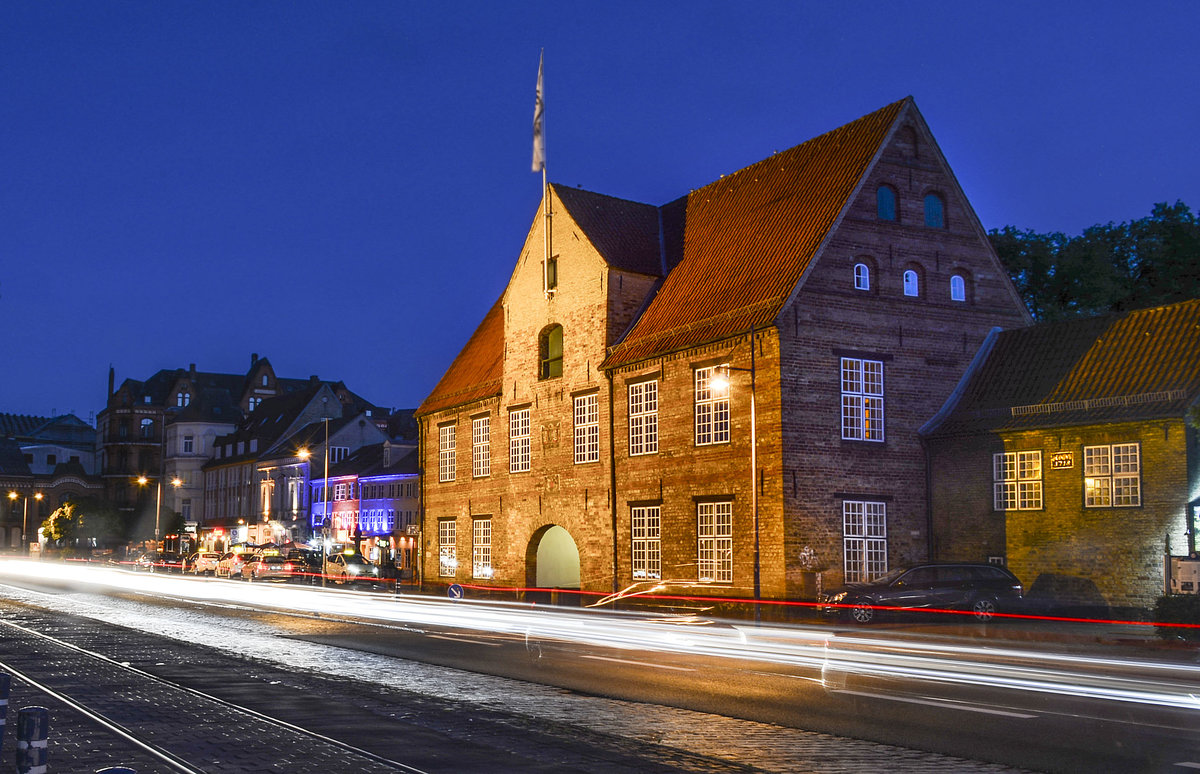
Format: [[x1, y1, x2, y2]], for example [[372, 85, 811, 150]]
[[527, 525, 581, 601]]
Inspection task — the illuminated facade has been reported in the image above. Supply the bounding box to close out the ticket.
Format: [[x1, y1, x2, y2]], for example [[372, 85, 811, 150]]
[[417, 98, 1030, 602]]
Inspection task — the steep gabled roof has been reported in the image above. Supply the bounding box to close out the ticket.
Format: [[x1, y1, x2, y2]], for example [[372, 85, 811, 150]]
[[554, 186, 663, 276], [602, 98, 907, 369], [416, 296, 505, 417], [923, 298, 1200, 436]]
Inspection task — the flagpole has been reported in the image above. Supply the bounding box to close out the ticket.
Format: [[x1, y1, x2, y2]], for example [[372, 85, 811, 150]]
[[533, 50, 550, 295]]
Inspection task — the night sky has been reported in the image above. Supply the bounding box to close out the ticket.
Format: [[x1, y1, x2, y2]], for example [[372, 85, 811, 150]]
[[2, 2, 1196, 422]]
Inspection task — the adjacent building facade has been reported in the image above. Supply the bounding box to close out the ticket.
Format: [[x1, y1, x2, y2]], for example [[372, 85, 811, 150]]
[[417, 98, 1031, 602], [922, 299, 1200, 609]]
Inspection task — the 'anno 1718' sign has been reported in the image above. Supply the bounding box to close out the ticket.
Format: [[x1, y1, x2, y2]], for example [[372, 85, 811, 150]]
[[1050, 451, 1074, 470]]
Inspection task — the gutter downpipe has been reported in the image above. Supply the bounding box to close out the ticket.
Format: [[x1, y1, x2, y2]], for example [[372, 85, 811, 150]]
[[607, 369, 619, 593]]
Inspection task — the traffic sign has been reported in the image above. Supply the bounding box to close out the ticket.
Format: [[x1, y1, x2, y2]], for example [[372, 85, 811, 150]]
[[447, 583, 464, 599]]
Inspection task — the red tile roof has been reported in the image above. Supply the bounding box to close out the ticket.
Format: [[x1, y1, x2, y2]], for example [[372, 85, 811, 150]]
[[416, 296, 505, 417], [601, 98, 908, 369], [924, 298, 1200, 436]]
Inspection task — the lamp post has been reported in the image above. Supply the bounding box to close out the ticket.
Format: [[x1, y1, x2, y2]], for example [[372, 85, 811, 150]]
[[711, 326, 760, 623], [7, 491, 43, 555], [137, 475, 182, 548]]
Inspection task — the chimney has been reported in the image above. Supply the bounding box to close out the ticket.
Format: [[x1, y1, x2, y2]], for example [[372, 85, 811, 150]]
[[383, 441, 392, 467], [108, 366, 115, 396], [251, 353, 259, 367], [189, 363, 196, 380]]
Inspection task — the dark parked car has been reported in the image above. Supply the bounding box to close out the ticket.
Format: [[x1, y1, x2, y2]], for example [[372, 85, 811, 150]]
[[818, 562, 1023, 623], [285, 550, 323, 583]]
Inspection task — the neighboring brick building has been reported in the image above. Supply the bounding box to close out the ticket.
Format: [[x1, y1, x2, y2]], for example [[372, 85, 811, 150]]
[[922, 299, 1200, 610], [417, 97, 1030, 602]]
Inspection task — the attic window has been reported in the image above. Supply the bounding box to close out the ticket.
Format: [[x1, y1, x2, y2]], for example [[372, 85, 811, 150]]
[[144, 396, 152, 404], [539, 324, 563, 380], [262, 374, 269, 386], [544, 257, 558, 294], [924, 193, 945, 229], [950, 274, 967, 302], [177, 391, 191, 407], [854, 263, 871, 291], [876, 186, 897, 221]]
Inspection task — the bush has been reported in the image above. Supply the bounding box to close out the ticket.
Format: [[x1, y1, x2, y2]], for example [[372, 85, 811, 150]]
[[1153, 595, 1200, 642]]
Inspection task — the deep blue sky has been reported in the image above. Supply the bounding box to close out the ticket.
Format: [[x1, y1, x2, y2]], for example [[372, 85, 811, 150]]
[[2, 2, 1196, 422]]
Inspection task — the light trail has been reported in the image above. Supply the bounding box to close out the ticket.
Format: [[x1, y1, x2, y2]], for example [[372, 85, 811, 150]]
[[4, 559, 1199, 714]]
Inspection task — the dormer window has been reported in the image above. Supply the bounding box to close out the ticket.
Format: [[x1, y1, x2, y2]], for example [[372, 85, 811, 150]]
[[539, 324, 563, 380], [854, 263, 871, 291]]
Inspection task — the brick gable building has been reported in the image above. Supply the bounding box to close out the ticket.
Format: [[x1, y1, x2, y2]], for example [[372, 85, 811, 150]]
[[417, 98, 1029, 602], [922, 299, 1200, 610]]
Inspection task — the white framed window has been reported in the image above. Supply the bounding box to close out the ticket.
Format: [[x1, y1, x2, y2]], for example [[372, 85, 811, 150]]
[[841, 358, 884, 442], [509, 408, 531, 473], [574, 393, 599, 464], [248, 397, 261, 411], [329, 446, 349, 463], [438, 424, 456, 482], [334, 482, 347, 501], [1085, 443, 1141, 507], [628, 380, 659, 456], [903, 269, 920, 297], [631, 505, 661, 580], [181, 498, 192, 520], [843, 501, 887, 583], [177, 391, 190, 407], [694, 366, 730, 446], [950, 274, 966, 302], [854, 262, 871, 291], [473, 518, 493, 579], [472, 415, 490, 478], [438, 519, 457, 577], [993, 451, 1043, 510], [697, 501, 733, 583], [182, 435, 194, 454]]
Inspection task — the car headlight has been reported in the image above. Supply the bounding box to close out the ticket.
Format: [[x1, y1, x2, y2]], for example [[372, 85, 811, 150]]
[[348, 566, 359, 575], [823, 591, 847, 604]]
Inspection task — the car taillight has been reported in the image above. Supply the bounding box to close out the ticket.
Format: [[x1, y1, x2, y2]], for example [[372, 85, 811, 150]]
[[283, 563, 294, 571]]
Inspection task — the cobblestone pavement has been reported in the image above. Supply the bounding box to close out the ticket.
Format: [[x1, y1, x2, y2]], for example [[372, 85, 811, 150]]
[[0, 590, 1035, 773]]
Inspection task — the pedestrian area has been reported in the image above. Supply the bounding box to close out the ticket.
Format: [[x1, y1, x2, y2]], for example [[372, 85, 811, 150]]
[[0, 591, 1032, 773]]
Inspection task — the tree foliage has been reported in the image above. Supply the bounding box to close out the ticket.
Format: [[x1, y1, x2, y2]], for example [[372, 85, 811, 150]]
[[41, 497, 126, 554], [989, 201, 1200, 321]]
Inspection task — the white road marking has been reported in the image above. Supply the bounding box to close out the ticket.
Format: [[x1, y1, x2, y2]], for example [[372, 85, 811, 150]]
[[425, 633, 502, 647], [1174, 763, 1200, 769], [581, 654, 696, 672], [833, 688, 1038, 718]]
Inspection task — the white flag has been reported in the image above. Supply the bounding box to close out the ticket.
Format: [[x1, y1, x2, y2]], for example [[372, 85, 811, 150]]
[[532, 51, 545, 173]]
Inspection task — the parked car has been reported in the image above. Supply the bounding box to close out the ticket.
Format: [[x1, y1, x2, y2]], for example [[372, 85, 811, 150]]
[[132, 552, 162, 572], [286, 549, 323, 583], [244, 554, 298, 582], [215, 551, 251, 579], [186, 551, 222, 575], [323, 552, 382, 586], [818, 562, 1023, 623], [157, 551, 185, 573]]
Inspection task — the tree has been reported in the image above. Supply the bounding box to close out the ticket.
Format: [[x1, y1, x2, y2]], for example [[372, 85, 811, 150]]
[[990, 201, 1200, 320], [41, 498, 126, 555]]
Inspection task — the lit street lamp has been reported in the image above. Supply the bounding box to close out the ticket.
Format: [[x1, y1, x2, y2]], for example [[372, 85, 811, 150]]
[[8, 491, 43, 555], [710, 326, 760, 623], [137, 475, 182, 547]]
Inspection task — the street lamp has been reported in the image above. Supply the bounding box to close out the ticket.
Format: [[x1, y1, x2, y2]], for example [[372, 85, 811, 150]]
[[710, 326, 760, 623], [137, 475, 182, 547], [8, 491, 43, 555]]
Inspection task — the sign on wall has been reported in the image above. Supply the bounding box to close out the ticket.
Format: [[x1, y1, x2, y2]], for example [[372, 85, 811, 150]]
[[1050, 451, 1075, 470]]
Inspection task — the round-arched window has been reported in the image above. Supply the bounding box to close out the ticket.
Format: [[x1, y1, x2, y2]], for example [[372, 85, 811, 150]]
[[950, 274, 967, 302], [876, 186, 897, 221], [854, 263, 871, 291], [903, 269, 920, 297]]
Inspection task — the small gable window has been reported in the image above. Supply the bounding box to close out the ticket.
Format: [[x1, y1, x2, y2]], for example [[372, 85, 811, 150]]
[[876, 186, 897, 221], [539, 325, 563, 380], [903, 270, 920, 297], [545, 257, 558, 294], [924, 193, 945, 229], [950, 274, 967, 302], [854, 263, 871, 291], [177, 391, 191, 407], [261, 374, 269, 387]]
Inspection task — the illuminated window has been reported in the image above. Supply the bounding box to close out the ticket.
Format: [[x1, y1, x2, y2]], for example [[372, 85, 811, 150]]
[[697, 501, 733, 583], [177, 391, 191, 407], [438, 424, 456, 482], [924, 193, 945, 228], [694, 366, 730, 446], [628, 380, 659, 456], [472, 415, 490, 478], [841, 358, 884, 442], [473, 518, 492, 579], [950, 274, 966, 302], [632, 505, 661, 580], [993, 451, 1042, 510], [248, 397, 261, 411], [539, 325, 563, 380], [438, 519, 456, 577], [509, 408, 531, 473], [843, 501, 887, 583], [876, 185, 897, 221], [854, 263, 871, 291], [574, 393, 599, 464], [140, 418, 154, 439], [1084, 443, 1140, 507], [903, 269, 920, 297]]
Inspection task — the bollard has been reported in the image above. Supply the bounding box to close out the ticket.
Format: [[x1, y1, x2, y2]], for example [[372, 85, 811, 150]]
[[15, 706, 49, 774], [0, 672, 10, 744]]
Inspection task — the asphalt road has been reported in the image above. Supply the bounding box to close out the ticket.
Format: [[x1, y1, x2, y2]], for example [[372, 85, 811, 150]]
[[2, 564, 1199, 772]]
